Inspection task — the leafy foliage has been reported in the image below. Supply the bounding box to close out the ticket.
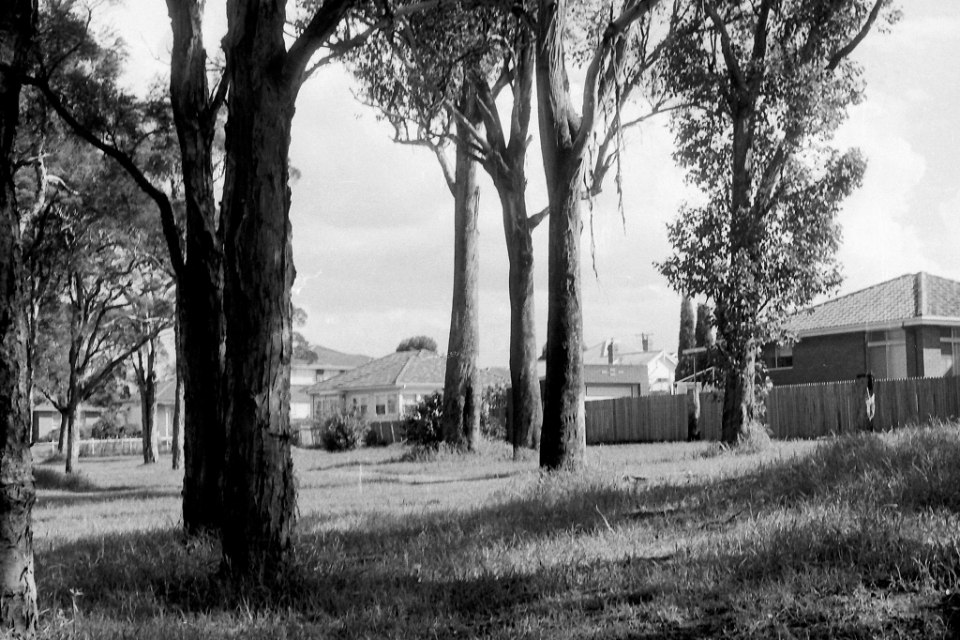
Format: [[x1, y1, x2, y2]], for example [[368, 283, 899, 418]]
[[403, 392, 444, 449], [480, 383, 508, 441], [675, 296, 697, 380], [396, 335, 438, 352], [318, 410, 370, 452], [656, 0, 895, 437]]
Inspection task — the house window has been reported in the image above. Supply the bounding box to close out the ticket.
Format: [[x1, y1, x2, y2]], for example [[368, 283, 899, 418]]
[[867, 329, 907, 379], [765, 344, 793, 370], [315, 370, 326, 381], [942, 328, 960, 377], [375, 395, 386, 416], [358, 395, 369, 415], [387, 397, 397, 415]]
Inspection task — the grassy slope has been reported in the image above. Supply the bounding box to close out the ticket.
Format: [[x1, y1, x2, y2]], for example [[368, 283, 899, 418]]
[[31, 425, 960, 638]]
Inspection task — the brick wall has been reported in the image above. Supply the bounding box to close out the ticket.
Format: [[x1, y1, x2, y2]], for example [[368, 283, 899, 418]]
[[769, 331, 867, 385]]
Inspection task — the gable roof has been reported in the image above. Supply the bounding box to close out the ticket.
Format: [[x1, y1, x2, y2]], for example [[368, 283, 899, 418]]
[[788, 272, 960, 334], [306, 350, 511, 395], [306, 350, 445, 394], [309, 345, 372, 369], [582, 341, 677, 368]]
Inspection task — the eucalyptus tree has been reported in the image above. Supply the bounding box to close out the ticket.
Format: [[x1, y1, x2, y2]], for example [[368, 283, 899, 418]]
[[0, 0, 40, 631], [352, 0, 674, 456], [34, 209, 172, 474], [656, 0, 896, 443], [26, 0, 226, 534], [213, 0, 447, 580], [350, 0, 518, 451], [534, 0, 674, 469], [128, 242, 176, 465]]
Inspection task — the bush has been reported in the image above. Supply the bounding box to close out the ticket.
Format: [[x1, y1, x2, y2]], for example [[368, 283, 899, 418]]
[[404, 392, 444, 450], [480, 384, 508, 441], [318, 411, 369, 452], [363, 426, 388, 448], [90, 413, 136, 440]]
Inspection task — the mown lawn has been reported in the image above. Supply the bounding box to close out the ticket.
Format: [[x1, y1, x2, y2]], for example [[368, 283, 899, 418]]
[[31, 424, 960, 638]]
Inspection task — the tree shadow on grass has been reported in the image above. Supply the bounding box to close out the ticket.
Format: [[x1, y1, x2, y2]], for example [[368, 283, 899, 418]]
[[36, 488, 180, 509], [33, 430, 960, 636]]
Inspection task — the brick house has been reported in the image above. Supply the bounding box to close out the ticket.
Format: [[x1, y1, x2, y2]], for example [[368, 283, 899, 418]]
[[764, 272, 960, 386]]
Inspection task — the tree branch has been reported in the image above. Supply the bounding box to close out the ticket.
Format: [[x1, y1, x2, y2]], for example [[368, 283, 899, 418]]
[[826, 0, 884, 71]]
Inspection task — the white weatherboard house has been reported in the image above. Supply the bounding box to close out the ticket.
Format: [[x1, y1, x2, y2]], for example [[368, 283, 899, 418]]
[[291, 346, 372, 420], [306, 349, 448, 422]]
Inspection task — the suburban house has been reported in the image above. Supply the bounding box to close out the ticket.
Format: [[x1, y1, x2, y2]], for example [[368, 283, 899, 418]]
[[764, 272, 960, 386], [291, 346, 371, 420], [580, 337, 679, 397], [119, 379, 177, 438], [307, 349, 508, 422], [32, 403, 104, 442]]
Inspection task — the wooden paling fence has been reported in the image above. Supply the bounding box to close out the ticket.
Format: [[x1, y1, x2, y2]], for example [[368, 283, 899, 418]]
[[585, 376, 960, 444]]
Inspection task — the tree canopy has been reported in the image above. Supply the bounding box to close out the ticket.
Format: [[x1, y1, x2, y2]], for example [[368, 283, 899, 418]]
[[657, 0, 897, 442], [396, 335, 438, 352]]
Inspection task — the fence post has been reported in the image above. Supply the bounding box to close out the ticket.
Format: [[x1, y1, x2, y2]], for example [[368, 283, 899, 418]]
[[855, 374, 875, 432], [686, 385, 701, 441]]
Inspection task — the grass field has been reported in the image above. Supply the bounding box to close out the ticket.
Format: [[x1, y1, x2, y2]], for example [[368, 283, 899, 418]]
[[30, 424, 960, 638]]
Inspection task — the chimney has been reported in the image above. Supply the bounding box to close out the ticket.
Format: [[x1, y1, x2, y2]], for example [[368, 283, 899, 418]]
[[641, 334, 650, 352], [607, 339, 615, 364]]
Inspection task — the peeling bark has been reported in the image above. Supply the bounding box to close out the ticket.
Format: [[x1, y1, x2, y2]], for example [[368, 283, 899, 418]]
[[165, 0, 226, 536], [218, 0, 299, 579], [441, 85, 482, 451], [0, 1, 39, 630]]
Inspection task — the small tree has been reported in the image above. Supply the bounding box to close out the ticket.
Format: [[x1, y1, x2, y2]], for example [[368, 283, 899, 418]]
[[396, 336, 438, 353], [657, 0, 895, 444], [675, 295, 696, 380]]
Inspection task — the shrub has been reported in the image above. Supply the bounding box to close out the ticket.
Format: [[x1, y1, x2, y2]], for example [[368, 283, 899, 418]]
[[318, 411, 369, 452], [403, 392, 444, 450], [90, 413, 130, 439], [480, 384, 508, 441], [363, 426, 388, 448]]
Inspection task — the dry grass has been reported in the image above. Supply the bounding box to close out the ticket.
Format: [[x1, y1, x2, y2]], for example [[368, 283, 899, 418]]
[[30, 425, 960, 638]]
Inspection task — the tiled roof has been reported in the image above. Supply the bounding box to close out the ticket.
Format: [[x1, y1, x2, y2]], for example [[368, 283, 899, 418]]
[[306, 350, 512, 395], [788, 272, 960, 333], [306, 350, 444, 394], [583, 364, 646, 385], [309, 345, 372, 369], [583, 342, 674, 367]]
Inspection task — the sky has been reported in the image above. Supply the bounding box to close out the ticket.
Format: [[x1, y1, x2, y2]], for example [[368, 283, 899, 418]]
[[106, 0, 960, 367]]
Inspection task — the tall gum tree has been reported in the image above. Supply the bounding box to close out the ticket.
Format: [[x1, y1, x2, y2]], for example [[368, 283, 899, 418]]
[[27, 0, 228, 534], [0, 0, 39, 631], [216, 0, 370, 580], [535, 0, 663, 470], [657, 0, 895, 443], [165, 0, 229, 536], [348, 6, 507, 451]]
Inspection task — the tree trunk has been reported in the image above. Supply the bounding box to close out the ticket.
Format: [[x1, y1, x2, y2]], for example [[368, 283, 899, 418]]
[[720, 343, 756, 445], [539, 165, 587, 470], [171, 313, 184, 470], [139, 373, 158, 464], [496, 184, 542, 454], [64, 403, 79, 474], [535, 0, 591, 470], [0, 0, 39, 628], [56, 410, 67, 454], [441, 86, 482, 451], [218, 0, 298, 580], [166, 0, 227, 536]]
